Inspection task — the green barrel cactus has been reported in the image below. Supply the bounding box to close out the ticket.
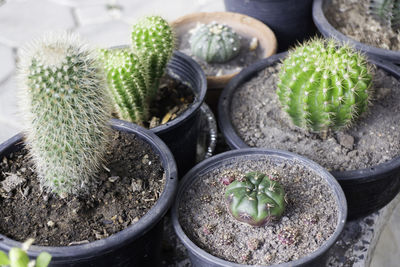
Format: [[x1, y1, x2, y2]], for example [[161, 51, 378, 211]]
[[189, 22, 241, 63], [101, 15, 174, 124], [18, 32, 112, 196], [277, 38, 373, 132], [225, 172, 285, 226], [370, 0, 400, 31]]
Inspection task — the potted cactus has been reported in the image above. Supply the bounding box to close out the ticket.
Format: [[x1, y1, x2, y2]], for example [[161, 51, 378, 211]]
[[171, 12, 277, 89], [313, 0, 400, 63], [171, 11, 277, 112], [171, 148, 347, 266], [218, 38, 400, 219], [0, 32, 177, 266], [100, 15, 207, 175]]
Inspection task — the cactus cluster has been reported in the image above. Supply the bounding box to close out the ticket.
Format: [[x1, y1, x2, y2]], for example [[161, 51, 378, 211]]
[[18, 32, 112, 196], [189, 21, 241, 63], [277, 38, 373, 132], [370, 0, 400, 31], [100, 16, 174, 124], [224, 172, 286, 226]]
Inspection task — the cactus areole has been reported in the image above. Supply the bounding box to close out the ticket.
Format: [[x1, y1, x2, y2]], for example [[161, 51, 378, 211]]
[[225, 172, 285, 226], [189, 22, 241, 63], [277, 38, 373, 132]]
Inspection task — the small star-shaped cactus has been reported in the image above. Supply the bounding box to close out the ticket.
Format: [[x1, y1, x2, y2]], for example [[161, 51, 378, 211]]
[[225, 172, 285, 226], [189, 21, 241, 63]]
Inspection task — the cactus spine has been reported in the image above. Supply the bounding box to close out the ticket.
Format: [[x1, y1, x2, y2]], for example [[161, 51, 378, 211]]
[[101, 16, 174, 124], [18, 32, 112, 196], [277, 38, 373, 132], [225, 172, 285, 226], [370, 0, 400, 31], [189, 22, 241, 63]]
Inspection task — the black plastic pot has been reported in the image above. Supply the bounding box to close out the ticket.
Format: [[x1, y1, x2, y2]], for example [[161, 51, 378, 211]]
[[224, 0, 317, 52], [313, 0, 400, 64], [172, 148, 347, 266], [218, 52, 400, 220], [151, 51, 207, 177], [109, 47, 207, 177], [0, 119, 178, 267]]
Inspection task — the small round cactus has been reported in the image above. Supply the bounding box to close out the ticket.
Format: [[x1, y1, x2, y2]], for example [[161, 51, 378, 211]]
[[189, 22, 241, 63], [370, 0, 400, 31], [277, 38, 373, 132], [225, 172, 285, 226], [18, 32, 112, 196]]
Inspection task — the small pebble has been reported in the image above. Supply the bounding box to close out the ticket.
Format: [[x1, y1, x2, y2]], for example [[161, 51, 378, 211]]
[[108, 176, 119, 182], [249, 37, 258, 51]]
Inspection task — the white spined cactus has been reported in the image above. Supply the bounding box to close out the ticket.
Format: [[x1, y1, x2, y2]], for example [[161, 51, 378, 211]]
[[17, 32, 112, 197]]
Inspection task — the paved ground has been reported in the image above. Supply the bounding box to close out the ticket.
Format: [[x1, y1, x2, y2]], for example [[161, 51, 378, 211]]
[[0, 0, 398, 265]]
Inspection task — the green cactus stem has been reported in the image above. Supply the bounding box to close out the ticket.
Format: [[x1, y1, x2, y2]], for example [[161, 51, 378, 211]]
[[277, 38, 373, 132], [18, 32, 112, 196], [189, 21, 241, 63], [100, 48, 150, 123], [370, 0, 400, 31], [225, 171, 285, 226], [101, 15, 174, 124], [131, 15, 174, 96]]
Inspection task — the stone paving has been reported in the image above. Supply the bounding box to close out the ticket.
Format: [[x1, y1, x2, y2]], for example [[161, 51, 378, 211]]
[[0, 0, 398, 266]]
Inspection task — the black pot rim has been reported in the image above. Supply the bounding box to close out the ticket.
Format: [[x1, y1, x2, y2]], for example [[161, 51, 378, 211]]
[[171, 148, 347, 267], [312, 0, 400, 63], [218, 52, 400, 184], [152, 50, 207, 135], [0, 119, 178, 261]]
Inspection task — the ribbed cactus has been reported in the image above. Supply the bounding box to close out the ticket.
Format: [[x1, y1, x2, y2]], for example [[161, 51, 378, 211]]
[[100, 49, 150, 123], [225, 172, 285, 226], [18, 32, 112, 196], [370, 0, 400, 31], [101, 15, 174, 124], [189, 22, 241, 63], [131, 15, 174, 95], [277, 38, 373, 132]]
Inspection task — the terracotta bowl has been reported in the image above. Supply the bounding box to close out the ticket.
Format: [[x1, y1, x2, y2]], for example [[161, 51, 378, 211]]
[[171, 11, 277, 89]]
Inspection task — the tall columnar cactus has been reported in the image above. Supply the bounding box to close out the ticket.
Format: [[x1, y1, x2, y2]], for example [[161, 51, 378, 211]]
[[277, 38, 373, 132], [18, 32, 112, 196], [189, 22, 241, 63], [131, 16, 174, 95], [370, 0, 400, 31], [101, 15, 174, 123], [225, 172, 285, 226]]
